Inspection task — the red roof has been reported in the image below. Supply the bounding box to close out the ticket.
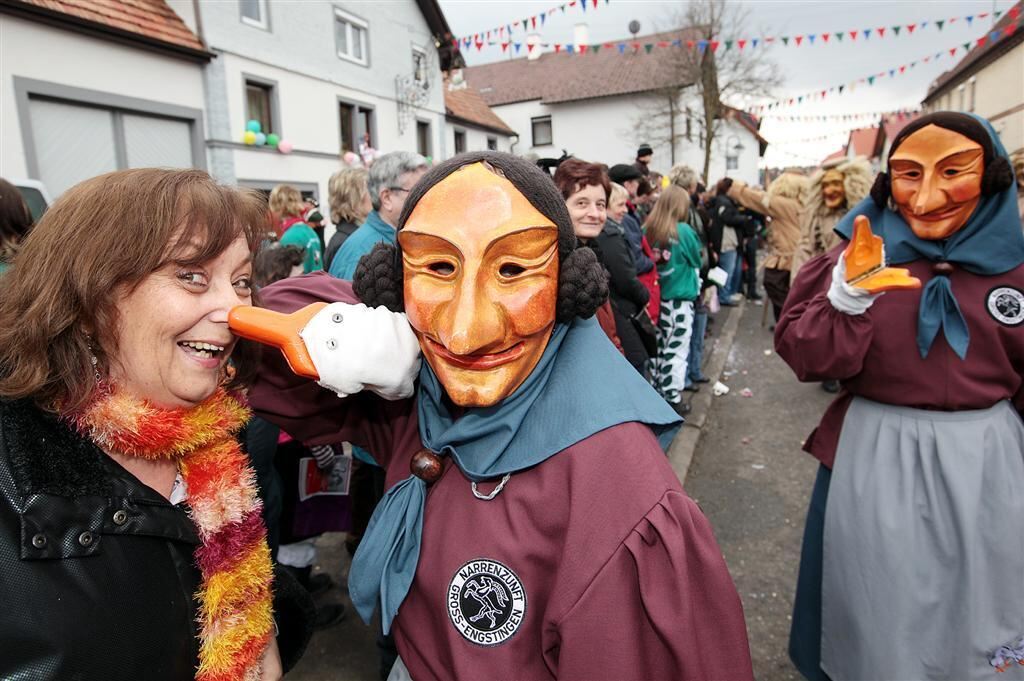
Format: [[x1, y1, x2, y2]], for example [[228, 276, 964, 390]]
[[847, 127, 879, 157], [463, 29, 701, 107], [925, 2, 1023, 101], [444, 81, 516, 135], [5, 0, 208, 56], [822, 147, 847, 164]]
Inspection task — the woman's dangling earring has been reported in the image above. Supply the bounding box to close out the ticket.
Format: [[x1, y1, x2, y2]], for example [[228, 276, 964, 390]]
[[85, 335, 101, 384]]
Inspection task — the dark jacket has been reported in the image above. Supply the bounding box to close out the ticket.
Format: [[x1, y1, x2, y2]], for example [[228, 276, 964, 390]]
[[0, 398, 202, 680], [323, 219, 360, 272], [620, 212, 654, 275], [708, 194, 756, 257], [593, 222, 649, 318]]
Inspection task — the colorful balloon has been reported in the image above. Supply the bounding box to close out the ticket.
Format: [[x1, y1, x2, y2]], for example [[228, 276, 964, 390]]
[[243, 131, 257, 145], [246, 119, 262, 133], [254, 132, 267, 146], [266, 133, 280, 147], [277, 139, 293, 154]]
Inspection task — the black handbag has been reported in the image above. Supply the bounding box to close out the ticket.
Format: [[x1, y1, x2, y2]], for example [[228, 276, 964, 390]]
[[630, 308, 659, 356]]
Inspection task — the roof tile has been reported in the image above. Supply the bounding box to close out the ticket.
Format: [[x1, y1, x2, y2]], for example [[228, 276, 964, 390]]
[[463, 29, 700, 106], [11, 0, 205, 52], [444, 80, 516, 135]]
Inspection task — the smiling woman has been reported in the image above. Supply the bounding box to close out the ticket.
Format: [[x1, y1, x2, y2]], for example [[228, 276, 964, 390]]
[[0, 169, 287, 680]]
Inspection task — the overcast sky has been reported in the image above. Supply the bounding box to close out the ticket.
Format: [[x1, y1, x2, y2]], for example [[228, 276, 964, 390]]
[[438, 0, 1018, 167]]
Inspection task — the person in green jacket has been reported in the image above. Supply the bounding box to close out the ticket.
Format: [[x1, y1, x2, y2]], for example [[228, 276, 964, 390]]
[[270, 184, 323, 273], [645, 185, 703, 411]]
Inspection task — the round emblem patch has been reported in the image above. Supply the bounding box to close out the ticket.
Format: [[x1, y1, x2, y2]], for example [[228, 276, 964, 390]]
[[447, 559, 527, 646], [986, 286, 1024, 327]]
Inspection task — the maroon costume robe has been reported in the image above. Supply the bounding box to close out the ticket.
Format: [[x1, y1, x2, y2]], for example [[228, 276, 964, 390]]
[[249, 275, 753, 681]]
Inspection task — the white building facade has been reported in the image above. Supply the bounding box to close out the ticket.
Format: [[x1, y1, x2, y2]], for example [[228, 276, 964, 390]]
[[1, 1, 210, 198]]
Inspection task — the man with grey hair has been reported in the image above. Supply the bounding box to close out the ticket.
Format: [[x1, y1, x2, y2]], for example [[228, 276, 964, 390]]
[[328, 150, 427, 280]]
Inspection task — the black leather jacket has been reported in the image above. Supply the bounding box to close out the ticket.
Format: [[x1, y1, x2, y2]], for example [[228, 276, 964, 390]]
[[0, 398, 201, 680]]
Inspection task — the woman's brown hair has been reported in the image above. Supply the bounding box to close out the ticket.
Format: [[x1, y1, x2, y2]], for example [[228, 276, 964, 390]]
[[0, 168, 269, 411], [644, 185, 691, 250], [552, 158, 611, 201]]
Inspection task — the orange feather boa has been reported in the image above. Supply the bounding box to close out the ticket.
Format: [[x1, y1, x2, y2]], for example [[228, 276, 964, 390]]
[[68, 387, 274, 681]]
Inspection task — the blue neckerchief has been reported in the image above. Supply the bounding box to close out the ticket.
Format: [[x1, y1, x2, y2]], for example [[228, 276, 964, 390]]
[[348, 317, 680, 633], [835, 115, 1024, 359]]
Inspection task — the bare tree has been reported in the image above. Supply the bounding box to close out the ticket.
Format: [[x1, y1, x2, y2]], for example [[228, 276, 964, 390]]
[[637, 0, 780, 181]]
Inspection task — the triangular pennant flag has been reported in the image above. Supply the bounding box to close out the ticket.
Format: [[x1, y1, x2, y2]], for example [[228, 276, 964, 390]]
[[921, 21, 928, 29], [687, 40, 695, 49], [820, 89, 826, 98], [898, 65, 906, 74], [990, 30, 1001, 43], [966, 15, 974, 25], [838, 84, 845, 93], [452, 38, 459, 50], [527, 43, 535, 53], [936, 20, 944, 30], [1006, 23, 1019, 37], [560, 4, 566, 13], [522, 19, 528, 31], [644, 43, 654, 54], [963, 42, 971, 52], [949, 47, 957, 56], [725, 39, 733, 50], [849, 30, 857, 40], [977, 36, 987, 47], [514, 42, 522, 54], [603, 42, 613, 48], [500, 25, 505, 36], [617, 42, 626, 53], [593, 0, 599, 7], [910, 61, 916, 68], [979, 12, 989, 18], [566, 44, 574, 53], [486, 30, 491, 40], [795, 35, 803, 46], [592, 44, 601, 53], [501, 41, 508, 52], [710, 40, 720, 51], [892, 25, 901, 35], [671, 39, 682, 47], [808, 34, 816, 44], [580, 0, 586, 11], [863, 29, 871, 39], [569, 0, 576, 5], [822, 32, 830, 42], [554, 43, 561, 52], [994, 10, 1002, 19], [1010, 6, 1020, 19], [835, 31, 844, 41], [907, 23, 917, 33], [579, 44, 588, 53], [738, 38, 747, 49], [540, 13, 546, 26], [868, 75, 876, 85], [877, 27, 885, 37], [531, 16, 536, 28], [752, 38, 759, 48], [782, 36, 790, 45], [697, 39, 708, 52], [924, 55, 931, 62], [475, 39, 483, 51]]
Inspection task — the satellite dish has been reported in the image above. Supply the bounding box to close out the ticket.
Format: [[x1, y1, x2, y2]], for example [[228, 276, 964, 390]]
[[628, 20, 641, 37]]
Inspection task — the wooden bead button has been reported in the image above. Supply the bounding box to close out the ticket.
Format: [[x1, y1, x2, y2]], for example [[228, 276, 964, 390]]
[[410, 449, 443, 483], [932, 261, 954, 276]]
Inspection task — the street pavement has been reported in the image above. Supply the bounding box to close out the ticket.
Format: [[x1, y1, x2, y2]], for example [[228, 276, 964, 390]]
[[286, 300, 833, 680], [685, 300, 832, 681]]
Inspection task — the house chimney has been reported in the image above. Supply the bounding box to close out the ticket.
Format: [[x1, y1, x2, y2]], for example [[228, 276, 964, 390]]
[[527, 33, 542, 61], [574, 23, 589, 48]]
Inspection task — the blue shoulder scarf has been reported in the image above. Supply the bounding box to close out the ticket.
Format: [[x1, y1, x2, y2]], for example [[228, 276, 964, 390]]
[[835, 115, 1024, 359], [348, 316, 680, 633]]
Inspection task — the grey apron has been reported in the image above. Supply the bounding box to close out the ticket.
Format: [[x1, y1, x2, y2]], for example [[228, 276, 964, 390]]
[[822, 398, 1024, 680]]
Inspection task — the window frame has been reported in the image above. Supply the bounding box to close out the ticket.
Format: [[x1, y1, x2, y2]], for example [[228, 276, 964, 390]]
[[338, 95, 377, 154], [13, 76, 205, 183], [531, 115, 552, 147], [416, 118, 432, 158], [412, 46, 428, 86], [453, 128, 467, 154], [242, 74, 280, 139], [239, 0, 269, 31], [334, 7, 370, 67], [486, 136, 498, 151], [968, 77, 977, 113]]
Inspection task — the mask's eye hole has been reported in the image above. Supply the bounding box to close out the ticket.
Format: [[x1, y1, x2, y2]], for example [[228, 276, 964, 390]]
[[428, 262, 455, 275], [499, 263, 526, 278]]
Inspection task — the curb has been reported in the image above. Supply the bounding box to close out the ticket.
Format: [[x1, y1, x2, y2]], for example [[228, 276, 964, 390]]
[[665, 300, 747, 485]]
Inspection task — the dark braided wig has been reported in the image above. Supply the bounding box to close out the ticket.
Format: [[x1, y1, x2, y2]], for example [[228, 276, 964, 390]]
[[353, 151, 607, 322], [871, 111, 1014, 208]]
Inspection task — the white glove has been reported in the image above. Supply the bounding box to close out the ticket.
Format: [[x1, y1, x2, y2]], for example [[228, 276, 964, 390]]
[[298, 302, 421, 400], [827, 252, 882, 316]]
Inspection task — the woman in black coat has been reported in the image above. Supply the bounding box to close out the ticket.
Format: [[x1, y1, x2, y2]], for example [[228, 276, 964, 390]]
[[554, 159, 651, 376]]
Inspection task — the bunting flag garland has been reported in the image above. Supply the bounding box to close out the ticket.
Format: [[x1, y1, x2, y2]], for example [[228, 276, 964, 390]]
[[758, 108, 921, 123], [452, 4, 1020, 55], [745, 22, 1022, 113]]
